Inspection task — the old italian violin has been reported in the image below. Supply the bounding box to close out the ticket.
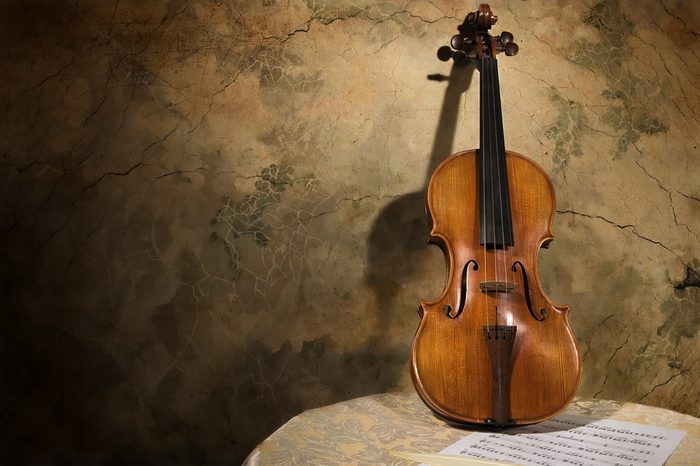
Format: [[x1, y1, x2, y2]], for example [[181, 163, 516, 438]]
[[410, 4, 581, 426]]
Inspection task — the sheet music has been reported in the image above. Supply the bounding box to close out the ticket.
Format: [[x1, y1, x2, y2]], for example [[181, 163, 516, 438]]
[[436, 414, 685, 466]]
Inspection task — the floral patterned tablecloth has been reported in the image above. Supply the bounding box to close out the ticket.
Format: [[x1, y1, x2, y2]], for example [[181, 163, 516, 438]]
[[243, 392, 700, 465]]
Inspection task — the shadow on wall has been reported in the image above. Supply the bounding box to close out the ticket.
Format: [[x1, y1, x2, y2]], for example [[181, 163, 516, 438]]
[[0, 2, 476, 458], [364, 63, 477, 381], [232, 65, 477, 460], [231, 64, 478, 462]]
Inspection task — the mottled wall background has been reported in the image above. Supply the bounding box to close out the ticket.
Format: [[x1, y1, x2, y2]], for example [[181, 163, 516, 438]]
[[0, 0, 697, 463]]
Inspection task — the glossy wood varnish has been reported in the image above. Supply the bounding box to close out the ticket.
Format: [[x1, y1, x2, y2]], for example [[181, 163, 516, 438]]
[[410, 149, 581, 425]]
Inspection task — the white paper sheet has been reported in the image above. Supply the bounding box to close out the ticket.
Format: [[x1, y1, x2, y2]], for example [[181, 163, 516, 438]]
[[435, 414, 686, 466]]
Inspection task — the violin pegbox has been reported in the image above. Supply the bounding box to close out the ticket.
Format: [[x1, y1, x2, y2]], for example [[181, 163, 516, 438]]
[[437, 3, 519, 63]]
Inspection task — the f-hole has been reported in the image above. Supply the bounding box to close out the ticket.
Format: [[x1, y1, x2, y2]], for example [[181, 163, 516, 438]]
[[511, 261, 547, 322], [447, 259, 479, 319]]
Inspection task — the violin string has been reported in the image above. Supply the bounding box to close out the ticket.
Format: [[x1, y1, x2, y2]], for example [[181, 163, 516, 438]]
[[485, 56, 494, 325], [495, 57, 518, 325], [501, 57, 519, 325], [490, 55, 510, 327], [485, 54, 495, 329], [486, 53, 499, 327], [480, 54, 489, 331]]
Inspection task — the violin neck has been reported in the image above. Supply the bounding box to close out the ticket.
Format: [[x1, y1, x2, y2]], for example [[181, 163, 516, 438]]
[[479, 56, 514, 248]]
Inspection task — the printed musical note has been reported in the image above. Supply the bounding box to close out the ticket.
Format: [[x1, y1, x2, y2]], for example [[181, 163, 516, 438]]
[[435, 414, 685, 466]]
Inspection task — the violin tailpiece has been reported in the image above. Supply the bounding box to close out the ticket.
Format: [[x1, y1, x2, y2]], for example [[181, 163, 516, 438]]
[[483, 324, 517, 426]]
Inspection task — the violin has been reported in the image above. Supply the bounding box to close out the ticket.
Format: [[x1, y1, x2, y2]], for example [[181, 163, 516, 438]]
[[410, 4, 581, 426]]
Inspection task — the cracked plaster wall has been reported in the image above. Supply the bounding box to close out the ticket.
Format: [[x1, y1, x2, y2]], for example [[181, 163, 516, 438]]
[[0, 0, 698, 463]]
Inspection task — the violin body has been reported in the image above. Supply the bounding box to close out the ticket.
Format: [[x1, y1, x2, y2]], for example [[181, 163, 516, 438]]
[[410, 149, 581, 425], [410, 4, 581, 426]]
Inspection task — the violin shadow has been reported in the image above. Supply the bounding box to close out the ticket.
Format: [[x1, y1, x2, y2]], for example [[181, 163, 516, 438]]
[[363, 62, 476, 390]]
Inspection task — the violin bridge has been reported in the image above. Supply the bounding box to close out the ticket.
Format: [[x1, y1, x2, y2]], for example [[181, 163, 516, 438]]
[[479, 281, 517, 293]]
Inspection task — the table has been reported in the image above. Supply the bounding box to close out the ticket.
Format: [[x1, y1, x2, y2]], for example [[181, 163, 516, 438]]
[[243, 392, 700, 465]]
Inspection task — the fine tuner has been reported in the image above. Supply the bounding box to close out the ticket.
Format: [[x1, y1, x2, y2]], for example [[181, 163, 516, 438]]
[[437, 5, 519, 64]]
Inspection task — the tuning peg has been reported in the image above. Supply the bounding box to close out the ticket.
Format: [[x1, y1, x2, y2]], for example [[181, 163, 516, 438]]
[[499, 31, 514, 44], [504, 42, 519, 56], [457, 21, 477, 41], [437, 46, 453, 62], [451, 34, 465, 50], [452, 50, 468, 65]]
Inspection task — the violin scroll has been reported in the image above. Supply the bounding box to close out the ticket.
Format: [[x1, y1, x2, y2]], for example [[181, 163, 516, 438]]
[[436, 4, 518, 63], [468, 3, 498, 30]]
